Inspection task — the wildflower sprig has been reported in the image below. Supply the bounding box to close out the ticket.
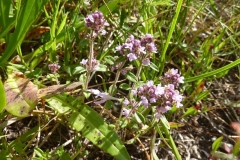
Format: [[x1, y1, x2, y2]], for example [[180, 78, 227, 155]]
[[116, 34, 157, 65], [79, 11, 184, 160], [85, 11, 109, 35], [82, 11, 109, 90], [110, 34, 157, 94], [48, 63, 61, 84], [48, 63, 61, 73], [123, 69, 184, 119]]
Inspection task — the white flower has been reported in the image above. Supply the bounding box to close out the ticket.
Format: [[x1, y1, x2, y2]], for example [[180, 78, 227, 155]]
[[88, 89, 119, 104]]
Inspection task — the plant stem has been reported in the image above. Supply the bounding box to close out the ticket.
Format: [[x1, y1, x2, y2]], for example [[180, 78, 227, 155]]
[[160, 119, 182, 160], [85, 31, 94, 90], [130, 61, 143, 93], [150, 130, 157, 160], [110, 59, 127, 95]]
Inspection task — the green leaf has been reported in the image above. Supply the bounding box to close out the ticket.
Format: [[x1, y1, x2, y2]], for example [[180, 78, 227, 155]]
[[232, 141, 240, 156], [0, 0, 47, 65], [0, 1, 14, 40], [99, 0, 130, 15], [70, 105, 130, 160], [119, 83, 131, 90], [105, 100, 114, 110], [185, 58, 240, 82], [134, 113, 143, 124], [160, 116, 170, 130], [57, 13, 68, 35], [0, 1, 11, 29], [49, 95, 130, 160], [210, 151, 236, 159], [0, 18, 14, 40], [183, 107, 198, 117], [104, 55, 115, 65], [134, 81, 144, 88], [45, 96, 72, 114], [212, 136, 223, 151], [125, 72, 138, 83], [120, 9, 127, 27], [34, 147, 45, 158], [109, 84, 117, 96], [136, 112, 145, 124], [195, 91, 210, 101], [0, 80, 6, 112], [97, 64, 108, 72], [149, 62, 159, 72], [215, 69, 228, 78], [15, 140, 24, 154], [150, 0, 171, 6], [4, 74, 38, 117], [158, 0, 184, 74], [72, 66, 86, 75]]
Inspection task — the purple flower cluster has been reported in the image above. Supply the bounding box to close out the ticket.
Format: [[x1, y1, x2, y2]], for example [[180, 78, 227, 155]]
[[123, 69, 184, 119], [85, 11, 109, 34], [80, 58, 99, 71], [160, 68, 184, 86], [48, 64, 61, 73], [116, 34, 157, 65], [141, 34, 157, 53]]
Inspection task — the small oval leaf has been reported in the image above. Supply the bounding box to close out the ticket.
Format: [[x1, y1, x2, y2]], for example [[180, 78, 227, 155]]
[[125, 72, 138, 83], [183, 107, 198, 117], [72, 66, 86, 75], [119, 83, 131, 90], [96, 64, 108, 72], [149, 62, 159, 71], [212, 136, 223, 151], [104, 55, 115, 65]]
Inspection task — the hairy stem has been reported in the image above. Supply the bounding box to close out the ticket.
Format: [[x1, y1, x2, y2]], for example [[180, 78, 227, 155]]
[[110, 59, 127, 95], [85, 31, 94, 90]]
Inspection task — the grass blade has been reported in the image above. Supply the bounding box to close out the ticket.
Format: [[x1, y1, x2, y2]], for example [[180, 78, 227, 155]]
[[185, 58, 240, 82], [0, 0, 47, 65], [158, 0, 184, 74], [0, 80, 6, 112]]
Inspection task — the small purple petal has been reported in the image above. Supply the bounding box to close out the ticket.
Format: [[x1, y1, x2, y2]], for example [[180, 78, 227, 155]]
[[88, 89, 100, 95], [140, 96, 149, 108], [127, 53, 137, 61], [142, 58, 150, 66], [122, 108, 131, 117], [122, 99, 130, 107]]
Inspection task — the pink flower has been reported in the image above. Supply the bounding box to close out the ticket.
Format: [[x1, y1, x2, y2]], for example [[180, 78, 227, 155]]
[[140, 96, 149, 107], [122, 99, 130, 106], [141, 34, 157, 53], [48, 64, 61, 73], [80, 58, 99, 71], [85, 11, 109, 34], [142, 58, 150, 66], [122, 108, 131, 117], [155, 84, 164, 96], [80, 59, 88, 65], [127, 53, 137, 61], [162, 68, 184, 86]]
